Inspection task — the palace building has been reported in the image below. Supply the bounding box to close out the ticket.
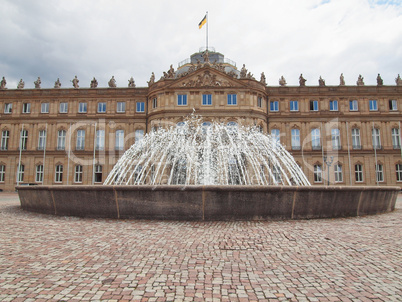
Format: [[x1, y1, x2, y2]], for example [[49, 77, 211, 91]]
[[0, 49, 401, 191]]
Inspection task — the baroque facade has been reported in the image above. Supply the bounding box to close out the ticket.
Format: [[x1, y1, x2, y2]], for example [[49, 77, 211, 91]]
[[0, 49, 401, 191]]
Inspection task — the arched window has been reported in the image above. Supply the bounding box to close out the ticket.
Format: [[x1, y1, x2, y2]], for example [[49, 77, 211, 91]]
[[227, 121, 238, 134], [202, 122, 212, 134]]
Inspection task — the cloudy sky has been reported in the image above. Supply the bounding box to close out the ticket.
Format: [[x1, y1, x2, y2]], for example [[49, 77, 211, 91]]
[[1, 0, 401, 88]]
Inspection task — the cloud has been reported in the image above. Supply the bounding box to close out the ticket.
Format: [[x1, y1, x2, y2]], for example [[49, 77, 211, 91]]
[[0, 0, 401, 88]]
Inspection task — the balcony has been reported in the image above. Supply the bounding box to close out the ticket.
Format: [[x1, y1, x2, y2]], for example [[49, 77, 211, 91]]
[[312, 145, 322, 151], [332, 145, 342, 151], [393, 145, 401, 150], [291, 146, 301, 150], [352, 145, 362, 150]]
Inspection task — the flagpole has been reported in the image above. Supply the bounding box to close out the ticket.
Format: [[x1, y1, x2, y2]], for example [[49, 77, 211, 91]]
[[206, 11, 208, 51]]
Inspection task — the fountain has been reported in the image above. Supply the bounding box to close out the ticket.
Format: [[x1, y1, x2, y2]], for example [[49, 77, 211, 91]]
[[17, 116, 399, 220]]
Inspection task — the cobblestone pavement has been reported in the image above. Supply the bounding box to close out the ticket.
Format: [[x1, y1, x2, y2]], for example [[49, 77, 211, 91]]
[[0, 193, 401, 302]]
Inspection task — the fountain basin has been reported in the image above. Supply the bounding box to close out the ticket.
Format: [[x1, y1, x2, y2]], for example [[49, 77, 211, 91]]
[[17, 185, 399, 221]]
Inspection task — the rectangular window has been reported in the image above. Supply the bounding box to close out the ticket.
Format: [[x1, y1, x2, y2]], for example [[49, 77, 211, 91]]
[[74, 165, 83, 183], [396, 164, 402, 182], [257, 97, 262, 108], [349, 100, 358, 111], [271, 129, 280, 147], [331, 128, 341, 150], [38, 130, 47, 150], [314, 165, 322, 183], [96, 129, 105, 151], [273, 165, 282, 183], [22, 103, 31, 113], [78, 102, 87, 113], [117, 102, 125, 113], [1, 130, 10, 150], [369, 100, 378, 111], [376, 164, 384, 182], [0, 165, 5, 182], [76, 129, 85, 150], [329, 100, 338, 111], [310, 100, 318, 111], [389, 99, 397, 111], [41, 103, 49, 113], [311, 128, 321, 150], [352, 128, 361, 149], [115, 130, 124, 150], [202, 94, 212, 105], [392, 128, 401, 149], [36, 165, 44, 183], [152, 98, 157, 109], [355, 164, 363, 182], [290, 100, 299, 112], [17, 164, 24, 182], [291, 129, 300, 150], [97, 102, 106, 113], [135, 129, 144, 144], [334, 164, 343, 183], [57, 130, 66, 150], [20, 130, 28, 150], [94, 165, 102, 183], [227, 94, 237, 105], [136, 102, 145, 112], [372, 128, 381, 149], [178, 94, 188, 106], [55, 165, 63, 183], [270, 101, 279, 112], [60, 102, 68, 113], [4, 103, 12, 114]]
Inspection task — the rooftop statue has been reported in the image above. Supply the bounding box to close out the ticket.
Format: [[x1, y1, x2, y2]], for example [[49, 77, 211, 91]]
[[34, 77, 41, 89], [128, 77, 135, 88], [340, 73, 345, 86], [279, 76, 287, 86], [396, 74, 402, 86], [318, 76, 325, 87], [90, 77, 98, 88], [240, 64, 248, 78], [246, 72, 255, 80], [17, 79, 25, 89], [356, 74, 364, 86], [148, 72, 155, 86], [299, 74, 306, 86], [376, 73, 383, 86], [0, 77, 7, 89], [202, 50, 210, 64], [167, 65, 175, 79], [260, 72, 267, 86], [72, 76, 79, 88], [54, 78, 61, 88], [108, 76, 116, 88]]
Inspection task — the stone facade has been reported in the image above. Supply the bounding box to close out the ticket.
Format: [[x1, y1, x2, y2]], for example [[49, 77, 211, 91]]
[[1, 50, 401, 191]]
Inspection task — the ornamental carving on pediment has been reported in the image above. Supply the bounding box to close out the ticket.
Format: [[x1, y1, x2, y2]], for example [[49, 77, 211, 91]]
[[181, 71, 233, 88]]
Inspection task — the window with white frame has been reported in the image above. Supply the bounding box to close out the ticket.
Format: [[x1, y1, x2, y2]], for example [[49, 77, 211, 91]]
[[36, 165, 44, 182], [94, 165, 102, 183], [311, 128, 321, 150], [310, 100, 319, 111], [396, 164, 402, 182], [332, 128, 341, 150], [136, 102, 145, 112], [355, 164, 363, 182], [74, 165, 83, 183], [202, 94, 212, 105], [0, 165, 5, 182], [273, 165, 282, 183], [59, 102, 68, 113], [38, 130, 46, 150], [270, 101, 279, 112], [97, 102, 106, 113], [391, 128, 401, 149], [41, 103, 49, 113], [349, 100, 358, 111], [20, 130, 28, 150], [227, 122, 238, 134], [116, 102, 125, 113], [202, 122, 212, 134], [4, 103, 12, 114], [351, 128, 361, 149], [227, 94, 237, 105], [22, 103, 31, 113], [76, 129, 85, 150], [389, 99, 397, 111], [290, 100, 299, 112], [329, 100, 338, 111], [271, 129, 280, 147], [314, 165, 322, 183], [96, 129, 105, 150], [57, 130, 66, 150], [291, 129, 300, 150], [372, 128, 381, 149], [176, 122, 186, 134], [17, 164, 24, 182], [55, 165, 63, 182], [115, 130, 124, 150], [334, 164, 343, 183], [369, 100, 378, 111], [177, 94, 188, 106], [376, 164, 384, 182], [1, 130, 10, 150], [135, 129, 144, 144], [78, 102, 87, 113]]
